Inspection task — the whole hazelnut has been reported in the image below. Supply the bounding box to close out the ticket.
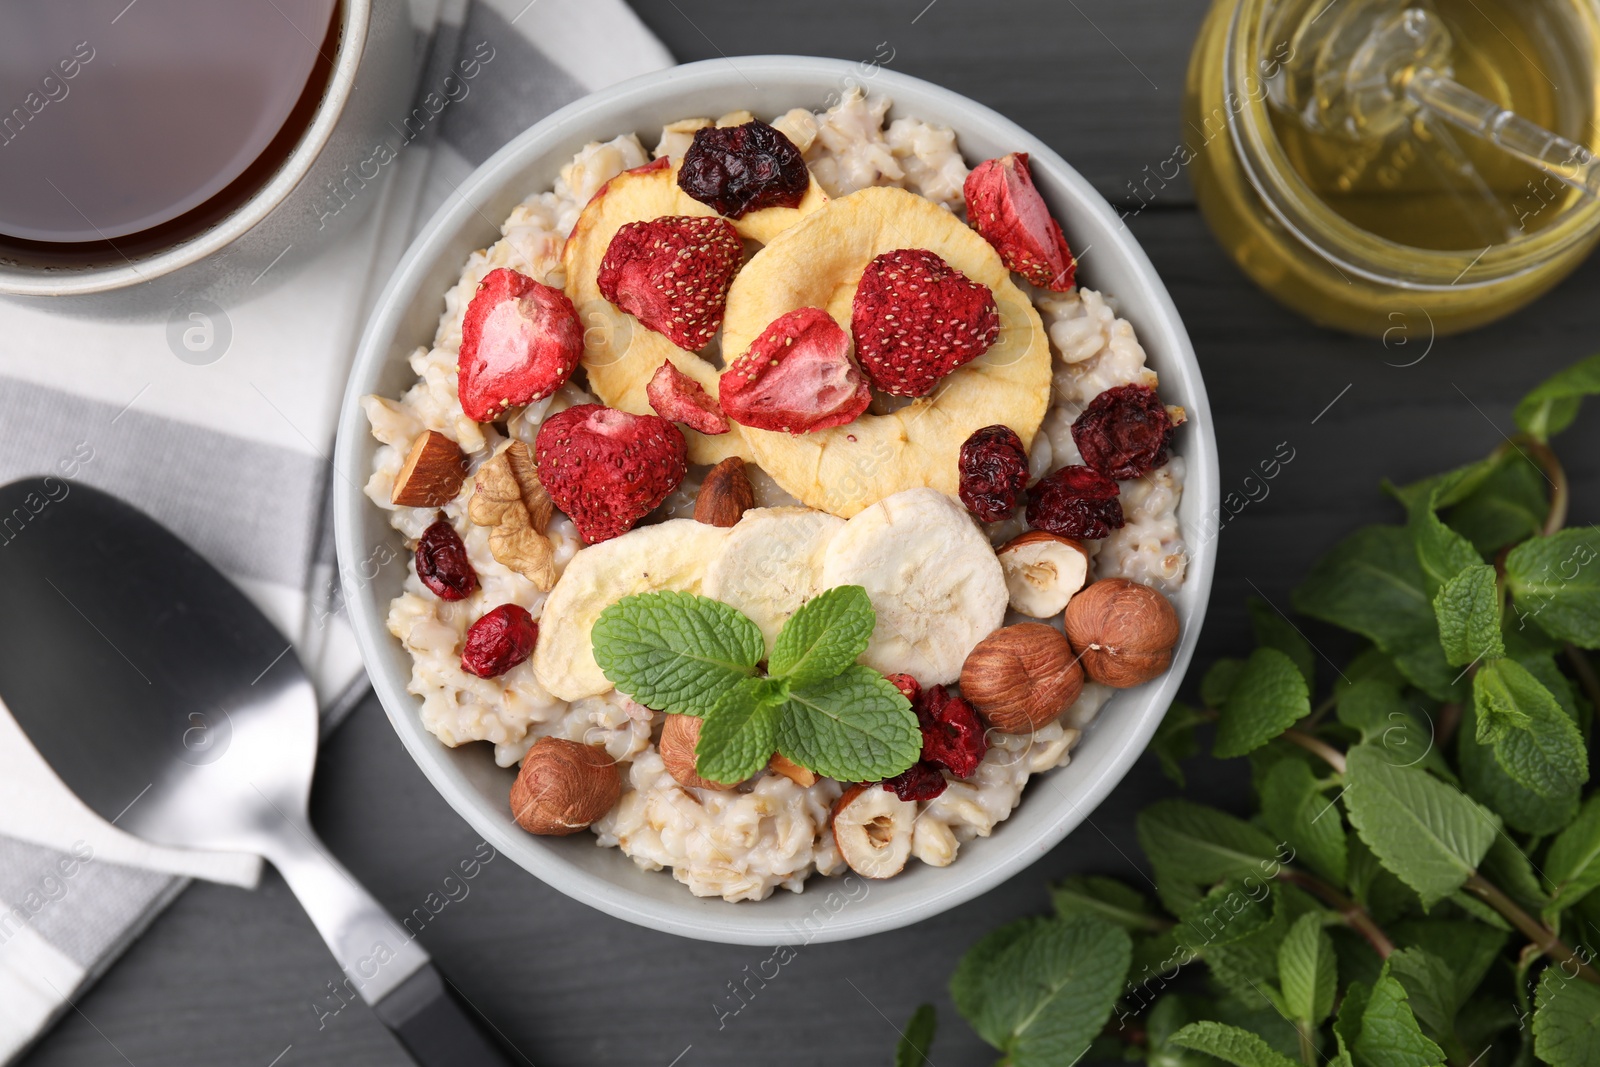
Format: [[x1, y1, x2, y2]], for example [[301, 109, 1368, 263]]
[[1063, 578, 1179, 688], [959, 622, 1084, 733], [659, 714, 737, 790], [510, 738, 621, 835]]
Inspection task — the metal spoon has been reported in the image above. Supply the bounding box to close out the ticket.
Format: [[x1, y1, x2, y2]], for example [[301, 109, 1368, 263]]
[[0, 478, 512, 1066]]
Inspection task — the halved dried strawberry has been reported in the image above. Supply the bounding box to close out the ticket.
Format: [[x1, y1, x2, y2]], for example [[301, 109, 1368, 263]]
[[535, 403, 688, 544], [457, 268, 585, 423], [646, 360, 729, 435], [850, 248, 1000, 398], [720, 307, 871, 434], [885, 673, 922, 704], [964, 153, 1077, 291], [596, 215, 742, 351]]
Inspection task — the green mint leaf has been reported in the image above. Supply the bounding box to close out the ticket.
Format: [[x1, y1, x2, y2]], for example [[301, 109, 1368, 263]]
[[1504, 528, 1600, 648], [693, 680, 781, 784], [1408, 473, 1489, 594], [1261, 757, 1348, 883], [978, 916, 1132, 1067], [1515, 351, 1600, 440], [1168, 1022, 1301, 1067], [1447, 452, 1547, 553], [1481, 833, 1549, 912], [1151, 702, 1207, 787], [1348, 831, 1423, 924], [1389, 919, 1508, 1009], [1343, 743, 1499, 907], [1333, 980, 1371, 1063], [1533, 964, 1600, 1067], [1248, 599, 1316, 689], [1546, 795, 1600, 915], [1337, 677, 1455, 783], [1202, 658, 1247, 709], [1355, 965, 1448, 1067], [1051, 876, 1169, 933], [893, 1004, 936, 1067], [1212, 647, 1311, 759], [1182, 883, 1289, 1006], [1474, 659, 1588, 801], [1433, 564, 1503, 668], [591, 591, 762, 712], [950, 917, 1046, 1046], [774, 664, 918, 781], [1136, 799, 1284, 887], [1386, 947, 1460, 1044], [1293, 525, 1463, 702], [766, 584, 873, 687], [1459, 698, 1580, 835], [1278, 912, 1336, 1026]]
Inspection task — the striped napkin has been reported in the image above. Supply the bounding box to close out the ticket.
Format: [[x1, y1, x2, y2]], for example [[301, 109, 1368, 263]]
[[0, 2, 672, 1060]]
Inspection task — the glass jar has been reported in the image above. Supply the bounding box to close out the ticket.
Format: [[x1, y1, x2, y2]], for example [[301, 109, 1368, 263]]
[[1185, 0, 1600, 337]]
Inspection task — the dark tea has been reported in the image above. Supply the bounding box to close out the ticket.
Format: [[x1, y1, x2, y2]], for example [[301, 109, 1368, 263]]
[[0, 0, 339, 260]]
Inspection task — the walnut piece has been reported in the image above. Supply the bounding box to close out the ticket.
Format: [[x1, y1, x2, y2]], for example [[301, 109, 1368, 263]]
[[468, 440, 557, 590]]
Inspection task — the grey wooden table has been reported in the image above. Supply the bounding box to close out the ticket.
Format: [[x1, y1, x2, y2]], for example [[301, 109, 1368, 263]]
[[23, 2, 1600, 1064]]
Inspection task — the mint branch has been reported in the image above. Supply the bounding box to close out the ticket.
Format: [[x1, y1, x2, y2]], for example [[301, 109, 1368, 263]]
[[1460, 871, 1600, 985]]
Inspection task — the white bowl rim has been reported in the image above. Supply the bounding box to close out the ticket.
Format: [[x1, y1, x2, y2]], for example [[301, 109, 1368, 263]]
[[333, 55, 1219, 945]]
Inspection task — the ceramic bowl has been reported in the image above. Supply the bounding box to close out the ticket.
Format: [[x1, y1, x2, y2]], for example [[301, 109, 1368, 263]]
[[333, 55, 1218, 945]]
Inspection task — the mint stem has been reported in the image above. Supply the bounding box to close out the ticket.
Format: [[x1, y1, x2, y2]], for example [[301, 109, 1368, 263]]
[[1500, 435, 1570, 537], [1275, 869, 1395, 959], [1280, 728, 1347, 773], [1462, 872, 1600, 984]]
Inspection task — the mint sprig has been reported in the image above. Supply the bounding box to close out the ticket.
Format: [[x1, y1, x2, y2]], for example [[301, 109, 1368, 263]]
[[591, 585, 917, 783]]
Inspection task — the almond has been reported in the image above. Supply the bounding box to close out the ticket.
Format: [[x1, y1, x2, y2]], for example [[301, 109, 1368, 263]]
[[694, 456, 755, 527], [392, 430, 467, 507], [768, 753, 817, 788]]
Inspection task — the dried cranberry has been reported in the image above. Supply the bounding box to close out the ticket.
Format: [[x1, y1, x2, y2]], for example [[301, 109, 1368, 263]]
[[883, 761, 948, 802], [916, 685, 987, 778], [1026, 466, 1124, 540], [416, 519, 477, 601], [885, 673, 922, 704], [958, 425, 1030, 522], [678, 120, 809, 218], [461, 604, 537, 678], [1072, 384, 1179, 480]]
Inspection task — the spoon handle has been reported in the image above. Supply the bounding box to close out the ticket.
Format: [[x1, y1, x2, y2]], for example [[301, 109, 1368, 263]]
[[257, 814, 516, 1064]]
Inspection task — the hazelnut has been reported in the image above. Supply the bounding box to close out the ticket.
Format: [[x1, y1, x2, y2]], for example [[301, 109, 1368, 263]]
[[1063, 578, 1179, 688], [831, 784, 915, 879], [960, 623, 1084, 733], [996, 531, 1089, 618], [768, 753, 817, 788], [509, 738, 620, 835], [695, 457, 755, 527], [658, 714, 737, 791]]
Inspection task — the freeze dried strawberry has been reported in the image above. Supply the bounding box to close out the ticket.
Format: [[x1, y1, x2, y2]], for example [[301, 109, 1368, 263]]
[[958, 425, 1030, 522], [646, 360, 729, 435], [458, 268, 584, 423], [596, 215, 741, 351], [964, 153, 1077, 291], [720, 307, 871, 434], [461, 604, 537, 678], [885, 673, 922, 704], [851, 248, 1000, 397], [883, 761, 948, 802], [1026, 465, 1124, 540], [1072, 383, 1180, 480], [415, 519, 477, 601], [916, 685, 987, 778], [678, 120, 809, 218], [534, 403, 688, 544]]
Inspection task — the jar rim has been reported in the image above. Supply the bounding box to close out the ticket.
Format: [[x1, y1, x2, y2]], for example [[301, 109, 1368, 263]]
[[1222, 0, 1600, 291]]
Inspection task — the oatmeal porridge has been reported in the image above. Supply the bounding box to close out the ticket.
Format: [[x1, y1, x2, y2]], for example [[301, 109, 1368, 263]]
[[363, 89, 1189, 902]]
